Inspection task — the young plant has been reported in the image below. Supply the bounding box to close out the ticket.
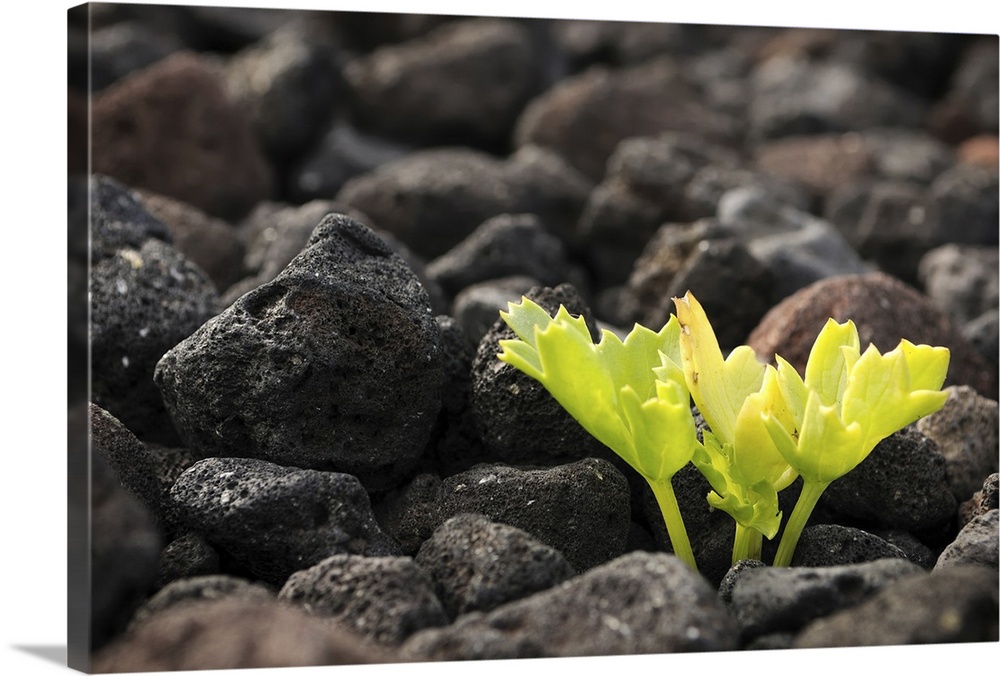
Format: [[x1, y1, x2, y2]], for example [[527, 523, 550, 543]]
[[497, 297, 703, 570], [758, 318, 951, 566], [495, 291, 951, 573], [673, 293, 798, 564]]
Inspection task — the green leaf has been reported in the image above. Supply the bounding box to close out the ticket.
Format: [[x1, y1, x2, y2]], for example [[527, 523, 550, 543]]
[[804, 319, 860, 406], [673, 292, 765, 445], [497, 297, 698, 483]]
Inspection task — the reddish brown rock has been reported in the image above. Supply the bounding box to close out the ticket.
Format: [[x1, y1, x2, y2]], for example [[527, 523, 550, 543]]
[[956, 134, 1000, 170], [91, 51, 273, 221], [754, 133, 875, 199], [746, 272, 997, 399], [93, 595, 395, 672]]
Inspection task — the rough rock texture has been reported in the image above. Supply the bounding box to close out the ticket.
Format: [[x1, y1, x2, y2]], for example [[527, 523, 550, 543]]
[[470, 283, 611, 468], [279, 554, 448, 647], [917, 386, 1000, 503], [426, 213, 573, 300], [746, 271, 998, 399], [374, 459, 631, 573], [724, 558, 924, 642], [789, 525, 911, 567], [154, 214, 444, 493], [168, 457, 400, 586], [90, 176, 220, 444], [91, 51, 273, 221], [89, 404, 166, 525], [93, 594, 395, 672], [935, 510, 999, 569], [414, 513, 576, 619], [792, 565, 999, 647], [400, 551, 741, 659], [820, 427, 957, 535]]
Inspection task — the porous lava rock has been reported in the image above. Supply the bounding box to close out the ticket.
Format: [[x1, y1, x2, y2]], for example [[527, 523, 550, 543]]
[[154, 214, 444, 493]]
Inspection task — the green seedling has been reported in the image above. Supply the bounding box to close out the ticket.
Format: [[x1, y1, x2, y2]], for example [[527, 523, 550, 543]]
[[498, 298, 702, 570], [673, 293, 797, 564], [496, 292, 950, 572], [759, 318, 951, 566]]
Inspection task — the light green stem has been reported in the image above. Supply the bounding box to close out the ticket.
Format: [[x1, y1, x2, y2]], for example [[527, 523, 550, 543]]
[[648, 477, 698, 571], [773, 479, 830, 567], [732, 523, 763, 564]]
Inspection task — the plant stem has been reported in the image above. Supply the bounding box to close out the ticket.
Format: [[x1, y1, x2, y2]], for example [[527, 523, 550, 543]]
[[772, 479, 830, 567], [732, 523, 763, 564], [649, 477, 698, 571]]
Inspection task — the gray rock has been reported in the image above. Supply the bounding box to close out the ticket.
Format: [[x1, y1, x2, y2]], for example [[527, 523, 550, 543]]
[[426, 213, 572, 299], [820, 427, 957, 534], [793, 565, 999, 647], [962, 308, 999, 375], [89, 403, 165, 525], [157, 533, 221, 587], [824, 178, 942, 284], [716, 185, 873, 302], [935, 36, 1000, 138], [376, 459, 631, 573], [90, 177, 220, 444], [223, 22, 345, 164], [469, 283, 612, 468], [414, 513, 576, 619], [640, 235, 774, 351], [748, 58, 928, 140], [336, 145, 592, 260], [918, 244, 999, 326], [930, 164, 1000, 247], [420, 316, 484, 477], [725, 558, 924, 641], [789, 524, 911, 567], [169, 457, 400, 586], [400, 551, 740, 659], [279, 554, 448, 647], [155, 214, 444, 493], [959, 474, 999, 526], [452, 275, 541, 350], [916, 386, 999, 503], [935, 510, 999, 569], [859, 128, 956, 184], [288, 122, 412, 203], [576, 132, 804, 287], [344, 18, 545, 149]]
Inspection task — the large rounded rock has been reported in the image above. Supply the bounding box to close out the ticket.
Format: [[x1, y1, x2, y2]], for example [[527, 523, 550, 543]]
[[154, 214, 444, 493], [746, 271, 997, 399]]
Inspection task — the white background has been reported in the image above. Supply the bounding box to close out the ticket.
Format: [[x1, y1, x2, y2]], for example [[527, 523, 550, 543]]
[[3, 1, 997, 675]]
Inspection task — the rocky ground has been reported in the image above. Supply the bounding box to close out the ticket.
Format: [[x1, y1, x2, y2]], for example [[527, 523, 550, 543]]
[[68, 5, 999, 672]]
